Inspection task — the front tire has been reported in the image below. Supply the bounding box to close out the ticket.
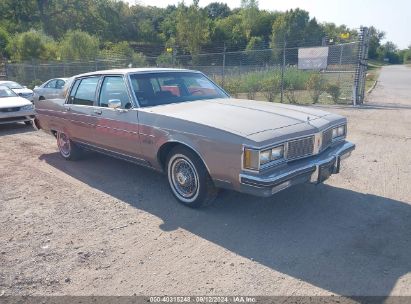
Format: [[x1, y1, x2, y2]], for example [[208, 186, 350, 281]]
[[56, 131, 82, 160], [166, 147, 218, 208]]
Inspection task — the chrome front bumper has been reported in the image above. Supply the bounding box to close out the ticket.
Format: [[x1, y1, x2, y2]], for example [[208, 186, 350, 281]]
[[0, 110, 36, 125], [239, 141, 355, 197]]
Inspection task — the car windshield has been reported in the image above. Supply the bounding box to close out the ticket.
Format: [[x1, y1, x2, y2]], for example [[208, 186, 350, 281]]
[[129, 72, 228, 107], [0, 86, 18, 98], [2, 81, 24, 89]]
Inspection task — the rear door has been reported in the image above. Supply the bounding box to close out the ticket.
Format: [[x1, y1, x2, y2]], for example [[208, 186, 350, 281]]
[[92, 75, 141, 158], [43, 79, 57, 99], [54, 79, 66, 98], [64, 76, 100, 145]]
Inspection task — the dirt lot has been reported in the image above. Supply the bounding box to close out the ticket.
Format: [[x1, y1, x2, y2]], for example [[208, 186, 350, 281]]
[[1, 66, 410, 297]]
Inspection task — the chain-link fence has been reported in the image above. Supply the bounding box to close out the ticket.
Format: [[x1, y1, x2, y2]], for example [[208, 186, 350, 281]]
[[4, 28, 369, 105]]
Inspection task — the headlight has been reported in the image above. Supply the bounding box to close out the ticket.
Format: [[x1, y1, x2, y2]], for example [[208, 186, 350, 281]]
[[332, 124, 346, 139], [21, 104, 34, 111], [244, 145, 284, 170]]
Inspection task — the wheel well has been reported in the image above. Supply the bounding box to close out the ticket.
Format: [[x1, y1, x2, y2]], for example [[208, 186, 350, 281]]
[[157, 142, 204, 171]]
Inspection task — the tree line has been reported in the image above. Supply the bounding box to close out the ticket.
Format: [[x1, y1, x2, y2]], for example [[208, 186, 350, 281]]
[[0, 0, 409, 64]]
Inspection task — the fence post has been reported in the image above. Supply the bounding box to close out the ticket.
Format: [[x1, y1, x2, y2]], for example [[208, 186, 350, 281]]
[[222, 42, 226, 88], [280, 36, 286, 103], [172, 48, 176, 67], [338, 43, 344, 83], [353, 26, 369, 105], [32, 60, 37, 82], [4, 61, 8, 80]]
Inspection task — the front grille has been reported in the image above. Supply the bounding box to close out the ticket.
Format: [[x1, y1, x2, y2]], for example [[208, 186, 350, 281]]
[[0, 116, 26, 122], [0, 107, 20, 113], [322, 128, 333, 150], [286, 136, 314, 160]]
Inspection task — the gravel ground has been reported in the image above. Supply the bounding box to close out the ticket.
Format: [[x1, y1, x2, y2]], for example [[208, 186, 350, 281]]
[[0, 65, 410, 297]]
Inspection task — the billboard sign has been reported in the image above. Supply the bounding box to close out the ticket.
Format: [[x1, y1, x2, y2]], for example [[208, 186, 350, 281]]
[[298, 46, 329, 70]]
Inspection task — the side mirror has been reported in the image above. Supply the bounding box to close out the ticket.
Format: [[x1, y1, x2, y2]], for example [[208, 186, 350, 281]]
[[108, 99, 122, 109], [23, 86, 27, 89]]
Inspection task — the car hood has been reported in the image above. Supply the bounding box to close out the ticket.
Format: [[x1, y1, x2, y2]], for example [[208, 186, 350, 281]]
[[142, 98, 333, 137], [0, 96, 32, 108], [12, 88, 33, 94]]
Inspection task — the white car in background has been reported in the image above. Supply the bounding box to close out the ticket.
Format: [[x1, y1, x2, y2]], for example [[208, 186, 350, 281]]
[[0, 80, 34, 102], [0, 86, 35, 126], [33, 78, 68, 102]]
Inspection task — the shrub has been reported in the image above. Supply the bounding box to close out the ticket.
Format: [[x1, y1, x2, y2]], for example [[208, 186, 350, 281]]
[[261, 74, 280, 102], [326, 83, 341, 103], [243, 72, 262, 100], [223, 77, 242, 98], [59, 30, 99, 61], [156, 52, 174, 66], [6, 30, 58, 61], [28, 79, 43, 89], [285, 84, 298, 104], [132, 52, 148, 67], [283, 68, 313, 91], [306, 73, 326, 103]]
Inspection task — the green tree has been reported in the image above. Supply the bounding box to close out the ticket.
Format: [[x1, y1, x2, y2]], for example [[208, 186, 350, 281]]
[[59, 30, 99, 60], [368, 26, 385, 60], [6, 30, 57, 61], [0, 27, 10, 57], [271, 9, 324, 48], [176, 0, 210, 55], [212, 13, 246, 49], [377, 41, 402, 64], [322, 22, 357, 44], [240, 0, 259, 40], [205, 2, 231, 20], [0, 0, 38, 33], [403, 45, 411, 63]]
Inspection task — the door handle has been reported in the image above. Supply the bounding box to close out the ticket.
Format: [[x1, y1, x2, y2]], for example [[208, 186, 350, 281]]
[[94, 109, 102, 115]]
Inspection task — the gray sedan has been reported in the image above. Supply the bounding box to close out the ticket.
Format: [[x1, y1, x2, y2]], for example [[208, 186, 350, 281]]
[[34, 68, 355, 208], [33, 78, 68, 102]]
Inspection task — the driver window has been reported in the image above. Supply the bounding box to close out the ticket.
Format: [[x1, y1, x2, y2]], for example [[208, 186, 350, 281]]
[[99, 76, 131, 109]]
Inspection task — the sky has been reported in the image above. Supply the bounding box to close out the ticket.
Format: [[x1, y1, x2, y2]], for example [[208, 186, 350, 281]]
[[128, 0, 411, 49]]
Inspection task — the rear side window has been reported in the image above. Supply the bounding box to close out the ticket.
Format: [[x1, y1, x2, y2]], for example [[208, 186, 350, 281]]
[[71, 77, 99, 106], [45, 80, 57, 88]]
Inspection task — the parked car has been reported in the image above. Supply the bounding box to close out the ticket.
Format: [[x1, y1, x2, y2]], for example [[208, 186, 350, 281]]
[[0, 86, 36, 126], [33, 78, 68, 102], [34, 68, 355, 208], [0, 81, 34, 102]]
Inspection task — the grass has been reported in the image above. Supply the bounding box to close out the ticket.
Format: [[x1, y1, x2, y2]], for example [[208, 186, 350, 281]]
[[366, 64, 381, 92], [214, 68, 354, 105]]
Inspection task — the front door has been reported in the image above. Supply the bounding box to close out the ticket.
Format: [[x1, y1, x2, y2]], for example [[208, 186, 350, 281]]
[[63, 76, 100, 145], [92, 75, 141, 159]]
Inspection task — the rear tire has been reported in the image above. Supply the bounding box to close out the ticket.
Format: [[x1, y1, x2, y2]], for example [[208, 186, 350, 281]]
[[56, 131, 82, 160], [166, 146, 218, 208]]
